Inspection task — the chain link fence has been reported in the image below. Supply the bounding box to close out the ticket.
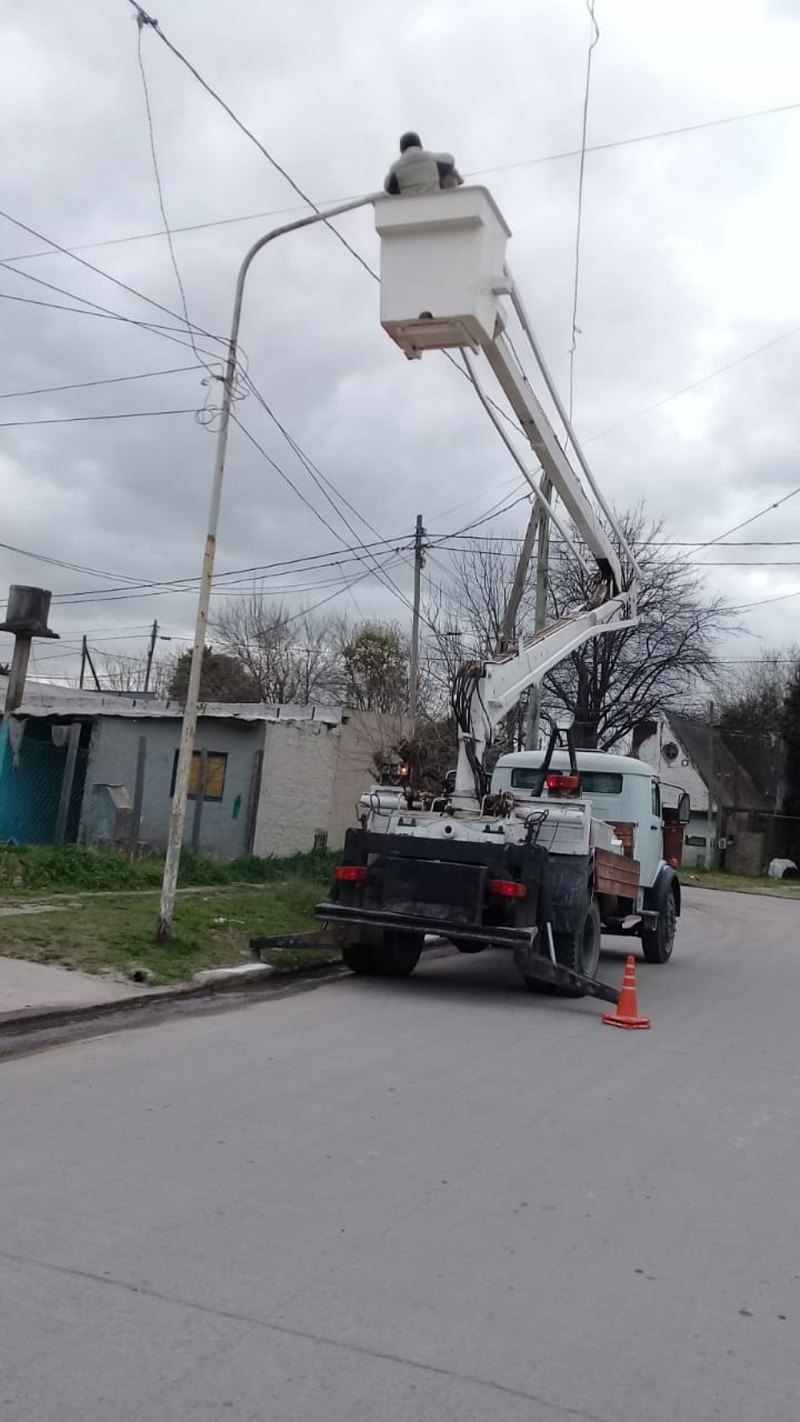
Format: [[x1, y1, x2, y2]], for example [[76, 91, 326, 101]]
[[0, 726, 89, 846]]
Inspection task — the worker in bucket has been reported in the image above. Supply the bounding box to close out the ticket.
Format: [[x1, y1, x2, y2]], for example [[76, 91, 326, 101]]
[[384, 132, 464, 196]]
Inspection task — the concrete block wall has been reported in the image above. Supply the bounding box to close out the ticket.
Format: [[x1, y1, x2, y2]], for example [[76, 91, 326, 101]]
[[80, 716, 263, 858], [252, 720, 339, 857]]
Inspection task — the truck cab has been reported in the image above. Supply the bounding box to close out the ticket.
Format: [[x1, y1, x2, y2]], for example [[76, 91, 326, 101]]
[[491, 747, 683, 963], [492, 749, 672, 892]]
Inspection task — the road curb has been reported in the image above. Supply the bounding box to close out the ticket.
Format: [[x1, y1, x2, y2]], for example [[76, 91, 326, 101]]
[[0, 958, 342, 1039]]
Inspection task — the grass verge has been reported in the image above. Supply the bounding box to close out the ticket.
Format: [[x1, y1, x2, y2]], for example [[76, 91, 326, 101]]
[[0, 876, 339, 987], [682, 868, 800, 899], [0, 844, 338, 898]]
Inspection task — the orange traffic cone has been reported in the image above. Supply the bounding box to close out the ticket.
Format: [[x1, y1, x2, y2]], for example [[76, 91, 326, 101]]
[[602, 954, 651, 1030]]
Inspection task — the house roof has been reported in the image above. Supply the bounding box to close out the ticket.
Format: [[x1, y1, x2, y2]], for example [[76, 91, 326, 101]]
[[667, 713, 770, 812], [0, 675, 343, 727]]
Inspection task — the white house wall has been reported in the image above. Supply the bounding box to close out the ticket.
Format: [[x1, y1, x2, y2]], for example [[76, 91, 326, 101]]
[[253, 720, 339, 858], [636, 718, 710, 812]]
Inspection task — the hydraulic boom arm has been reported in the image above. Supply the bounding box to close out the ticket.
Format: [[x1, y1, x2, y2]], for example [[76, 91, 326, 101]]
[[451, 300, 638, 808], [373, 186, 638, 810]]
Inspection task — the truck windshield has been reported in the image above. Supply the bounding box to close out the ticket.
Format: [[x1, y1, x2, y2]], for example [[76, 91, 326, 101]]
[[510, 768, 624, 795]]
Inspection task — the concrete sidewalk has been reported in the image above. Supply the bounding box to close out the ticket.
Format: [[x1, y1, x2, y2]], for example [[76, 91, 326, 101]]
[[0, 956, 144, 1016]]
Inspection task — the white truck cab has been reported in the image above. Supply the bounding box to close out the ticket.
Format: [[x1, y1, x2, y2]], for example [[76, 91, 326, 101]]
[[492, 749, 670, 893]]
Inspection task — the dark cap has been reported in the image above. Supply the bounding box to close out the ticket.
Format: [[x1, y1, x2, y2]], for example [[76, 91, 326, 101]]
[[399, 131, 422, 152]]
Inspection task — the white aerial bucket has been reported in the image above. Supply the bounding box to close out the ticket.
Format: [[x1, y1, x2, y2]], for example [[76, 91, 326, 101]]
[[374, 186, 511, 357]]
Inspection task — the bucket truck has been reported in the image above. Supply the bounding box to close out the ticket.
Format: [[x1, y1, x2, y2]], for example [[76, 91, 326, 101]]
[[313, 188, 682, 998]]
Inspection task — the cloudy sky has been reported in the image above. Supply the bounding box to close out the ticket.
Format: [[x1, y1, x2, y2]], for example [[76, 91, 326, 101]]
[[0, 0, 798, 687]]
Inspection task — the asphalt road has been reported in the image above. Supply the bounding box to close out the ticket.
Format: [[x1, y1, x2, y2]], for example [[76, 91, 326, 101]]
[[1, 885, 798, 1421]]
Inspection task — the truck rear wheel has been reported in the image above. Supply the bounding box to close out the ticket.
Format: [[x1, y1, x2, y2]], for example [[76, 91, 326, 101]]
[[524, 897, 601, 996], [342, 930, 422, 979], [641, 888, 676, 964]]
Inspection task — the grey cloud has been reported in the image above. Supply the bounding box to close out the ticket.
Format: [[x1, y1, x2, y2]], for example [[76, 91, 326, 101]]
[[1, 0, 798, 682]]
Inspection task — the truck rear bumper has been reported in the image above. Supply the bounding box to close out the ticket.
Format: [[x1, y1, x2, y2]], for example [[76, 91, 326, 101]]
[[315, 902, 535, 950], [315, 902, 620, 1005]]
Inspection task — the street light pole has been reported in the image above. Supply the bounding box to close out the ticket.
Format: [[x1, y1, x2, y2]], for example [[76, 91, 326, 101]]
[[157, 192, 380, 938]]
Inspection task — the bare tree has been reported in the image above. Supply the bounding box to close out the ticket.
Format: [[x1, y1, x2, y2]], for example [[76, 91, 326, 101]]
[[717, 648, 798, 738], [422, 507, 734, 751], [422, 540, 532, 756], [544, 507, 735, 747], [213, 596, 341, 705], [98, 651, 174, 696]]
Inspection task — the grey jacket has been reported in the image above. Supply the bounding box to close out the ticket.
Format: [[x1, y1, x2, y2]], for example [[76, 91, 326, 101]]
[[384, 146, 462, 196]]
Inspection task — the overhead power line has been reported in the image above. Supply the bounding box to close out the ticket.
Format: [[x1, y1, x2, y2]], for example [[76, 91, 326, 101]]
[[0, 532, 410, 605], [469, 98, 800, 178], [135, 18, 210, 371], [0, 364, 202, 401], [729, 588, 800, 612], [125, 8, 452, 622], [0, 205, 224, 353], [691, 485, 800, 559], [587, 325, 800, 444], [4, 99, 799, 266], [0, 408, 195, 429], [129, 0, 377, 281], [567, 0, 599, 422]]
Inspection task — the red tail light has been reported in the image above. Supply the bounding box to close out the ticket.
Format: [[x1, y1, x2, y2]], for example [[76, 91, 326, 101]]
[[334, 865, 369, 883], [545, 773, 581, 797], [488, 879, 527, 899]]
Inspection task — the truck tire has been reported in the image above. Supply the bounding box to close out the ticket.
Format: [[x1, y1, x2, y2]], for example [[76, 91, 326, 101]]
[[641, 888, 676, 964], [523, 898, 602, 996], [341, 944, 379, 976], [342, 930, 422, 979]]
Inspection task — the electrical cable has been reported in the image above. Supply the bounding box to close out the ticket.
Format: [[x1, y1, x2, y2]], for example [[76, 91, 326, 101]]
[[0, 206, 226, 356], [568, 0, 599, 423], [0, 286, 224, 366], [232, 412, 441, 628], [0, 408, 195, 429], [459, 350, 591, 571], [690, 485, 800, 559], [586, 326, 800, 444], [122, 15, 446, 619], [125, 4, 523, 439], [0, 535, 411, 610], [728, 587, 800, 612], [5, 98, 799, 266], [0, 364, 202, 401], [129, 1, 377, 282], [135, 19, 211, 372]]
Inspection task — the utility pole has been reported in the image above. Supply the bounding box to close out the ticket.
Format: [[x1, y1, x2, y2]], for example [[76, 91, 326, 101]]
[[707, 698, 716, 870], [409, 513, 425, 723], [144, 620, 158, 694], [524, 474, 553, 748], [83, 642, 101, 691], [80, 639, 101, 693]]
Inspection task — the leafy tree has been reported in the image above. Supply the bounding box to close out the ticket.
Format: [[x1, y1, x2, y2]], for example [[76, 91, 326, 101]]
[[168, 647, 260, 703], [341, 622, 409, 713]]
